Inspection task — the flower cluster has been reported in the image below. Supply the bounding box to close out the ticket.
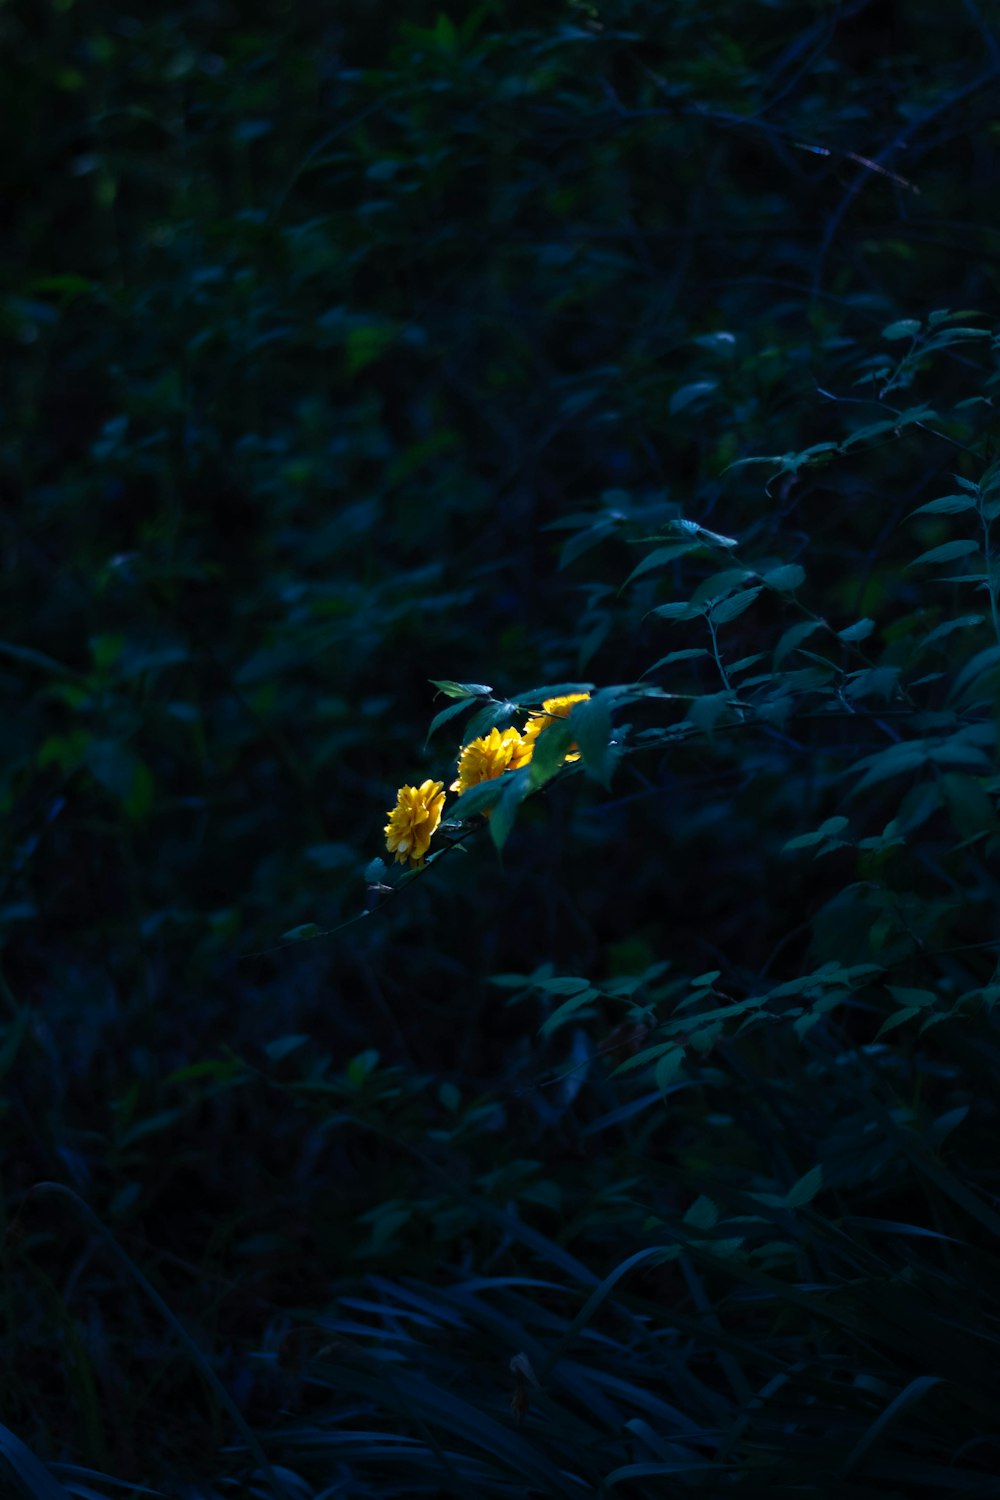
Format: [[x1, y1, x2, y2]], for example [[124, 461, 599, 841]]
[[384, 693, 590, 867]]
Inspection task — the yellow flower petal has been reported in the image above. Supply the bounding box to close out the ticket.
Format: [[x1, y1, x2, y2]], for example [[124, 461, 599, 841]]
[[521, 693, 590, 763], [384, 780, 446, 866], [451, 726, 529, 795]]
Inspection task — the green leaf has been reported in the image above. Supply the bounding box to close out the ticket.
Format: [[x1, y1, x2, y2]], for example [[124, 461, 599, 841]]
[[347, 1049, 379, 1086], [31, 272, 95, 301], [887, 986, 936, 1008], [907, 539, 979, 568], [512, 681, 594, 703], [840, 418, 900, 448], [461, 699, 521, 742], [710, 587, 761, 625], [652, 601, 705, 621], [0, 640, 87, 681], [784, 815, 850, 852], [850, 741, 930, 792], [842, 665, 900, 702], [838, 618, 875, 642], [425, 696, 478, 743], [85, 741, 153, 821], [686, 692, 734, 734], [123, 758, 154, 822], [941, 771, 998, 838], [909, 494, 978, 517], [775, 619, 825, 665], [536, 975, 592, 995], [684, 1194, 719, 1230], [450, 776, 507, 819], [539, 987, 600, 1036], [926, 737, 991, 772], [672, 518, 738, 549], [264, 1034, 310, 1062], [692, 331, 737, 354], [624, 544, 694, 587], [881, 318, 921, 340], [654, 1047, 686, 1094], [762, 563, 805, 593], [876, 1007, 921, 1038], [429, 679, 492, 699], [490, 767, 530, 851], [785, 1165, 823, 1208], [280, 923, 321, 942], [645, 649, 709, 671], [90, 633, 125, 672], [921, 614, 983, 648], [0, 1423, 75, 1500], [559, 518, 619, 569], [345, 322, 394, 374], [571, 692, 615, 787], [950, 644, 1000, 702], [668, 380, 717, 414], [528, 718, 576, 789], [543, 1245, 675, 1382], [841, 1376, 943, 1477]]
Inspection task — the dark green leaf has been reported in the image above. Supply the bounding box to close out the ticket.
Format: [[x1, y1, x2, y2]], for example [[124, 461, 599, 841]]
[[652, 600, 705, 621], [450, 776, 507, 820], [838, 618, 875, 642], [909, 494, 978, 517], [425, 696, 479, 743], [762, 563, 805, 593], [461, 699, 521, 743], [539, 987, 600, 1036], [489, 767, 530, 851], [429, 679, 492, 699], [785, 1165, 823, 1208], [882, 318, 922, 340], [775, 619, 825, 665], [907, 539, 979, 568], [624, 544, 695, 587], [669, 380, 717, 414], [0, 1424, 74, 1500], [710, 588, 761, 625], [841, 1377, 943, 1476], [511, 681, 595, 703], [527, 718, 576, 789], [571, 693, 616, 787], [280, 923, 321, 942]]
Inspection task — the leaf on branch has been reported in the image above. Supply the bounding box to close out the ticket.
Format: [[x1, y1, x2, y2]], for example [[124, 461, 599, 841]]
[[571, 692, 617, 788], [710, 587, 762, 625], [425, 697, 480, 743], [429, 679, 492, 699], [907, 540, 979, 569]]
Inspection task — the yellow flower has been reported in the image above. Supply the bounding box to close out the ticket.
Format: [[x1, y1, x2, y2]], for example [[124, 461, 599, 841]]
[[451, 726, 531, 795], [521, 693, 591, 762], [384, 780, 446, 866]]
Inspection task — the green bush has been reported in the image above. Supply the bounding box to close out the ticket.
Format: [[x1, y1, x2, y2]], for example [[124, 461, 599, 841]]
[[3, 2, 1000, 1496]]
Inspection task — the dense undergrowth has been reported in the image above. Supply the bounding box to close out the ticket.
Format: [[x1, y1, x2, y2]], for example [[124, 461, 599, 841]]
[[4, 1, 1000, 1496]]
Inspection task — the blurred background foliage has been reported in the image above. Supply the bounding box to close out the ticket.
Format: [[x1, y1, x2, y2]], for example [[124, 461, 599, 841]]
[[3, 0, 1000, 1495]]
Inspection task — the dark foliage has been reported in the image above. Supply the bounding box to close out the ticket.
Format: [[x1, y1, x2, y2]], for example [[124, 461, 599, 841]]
[[3, 1, 1000, 1496]]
